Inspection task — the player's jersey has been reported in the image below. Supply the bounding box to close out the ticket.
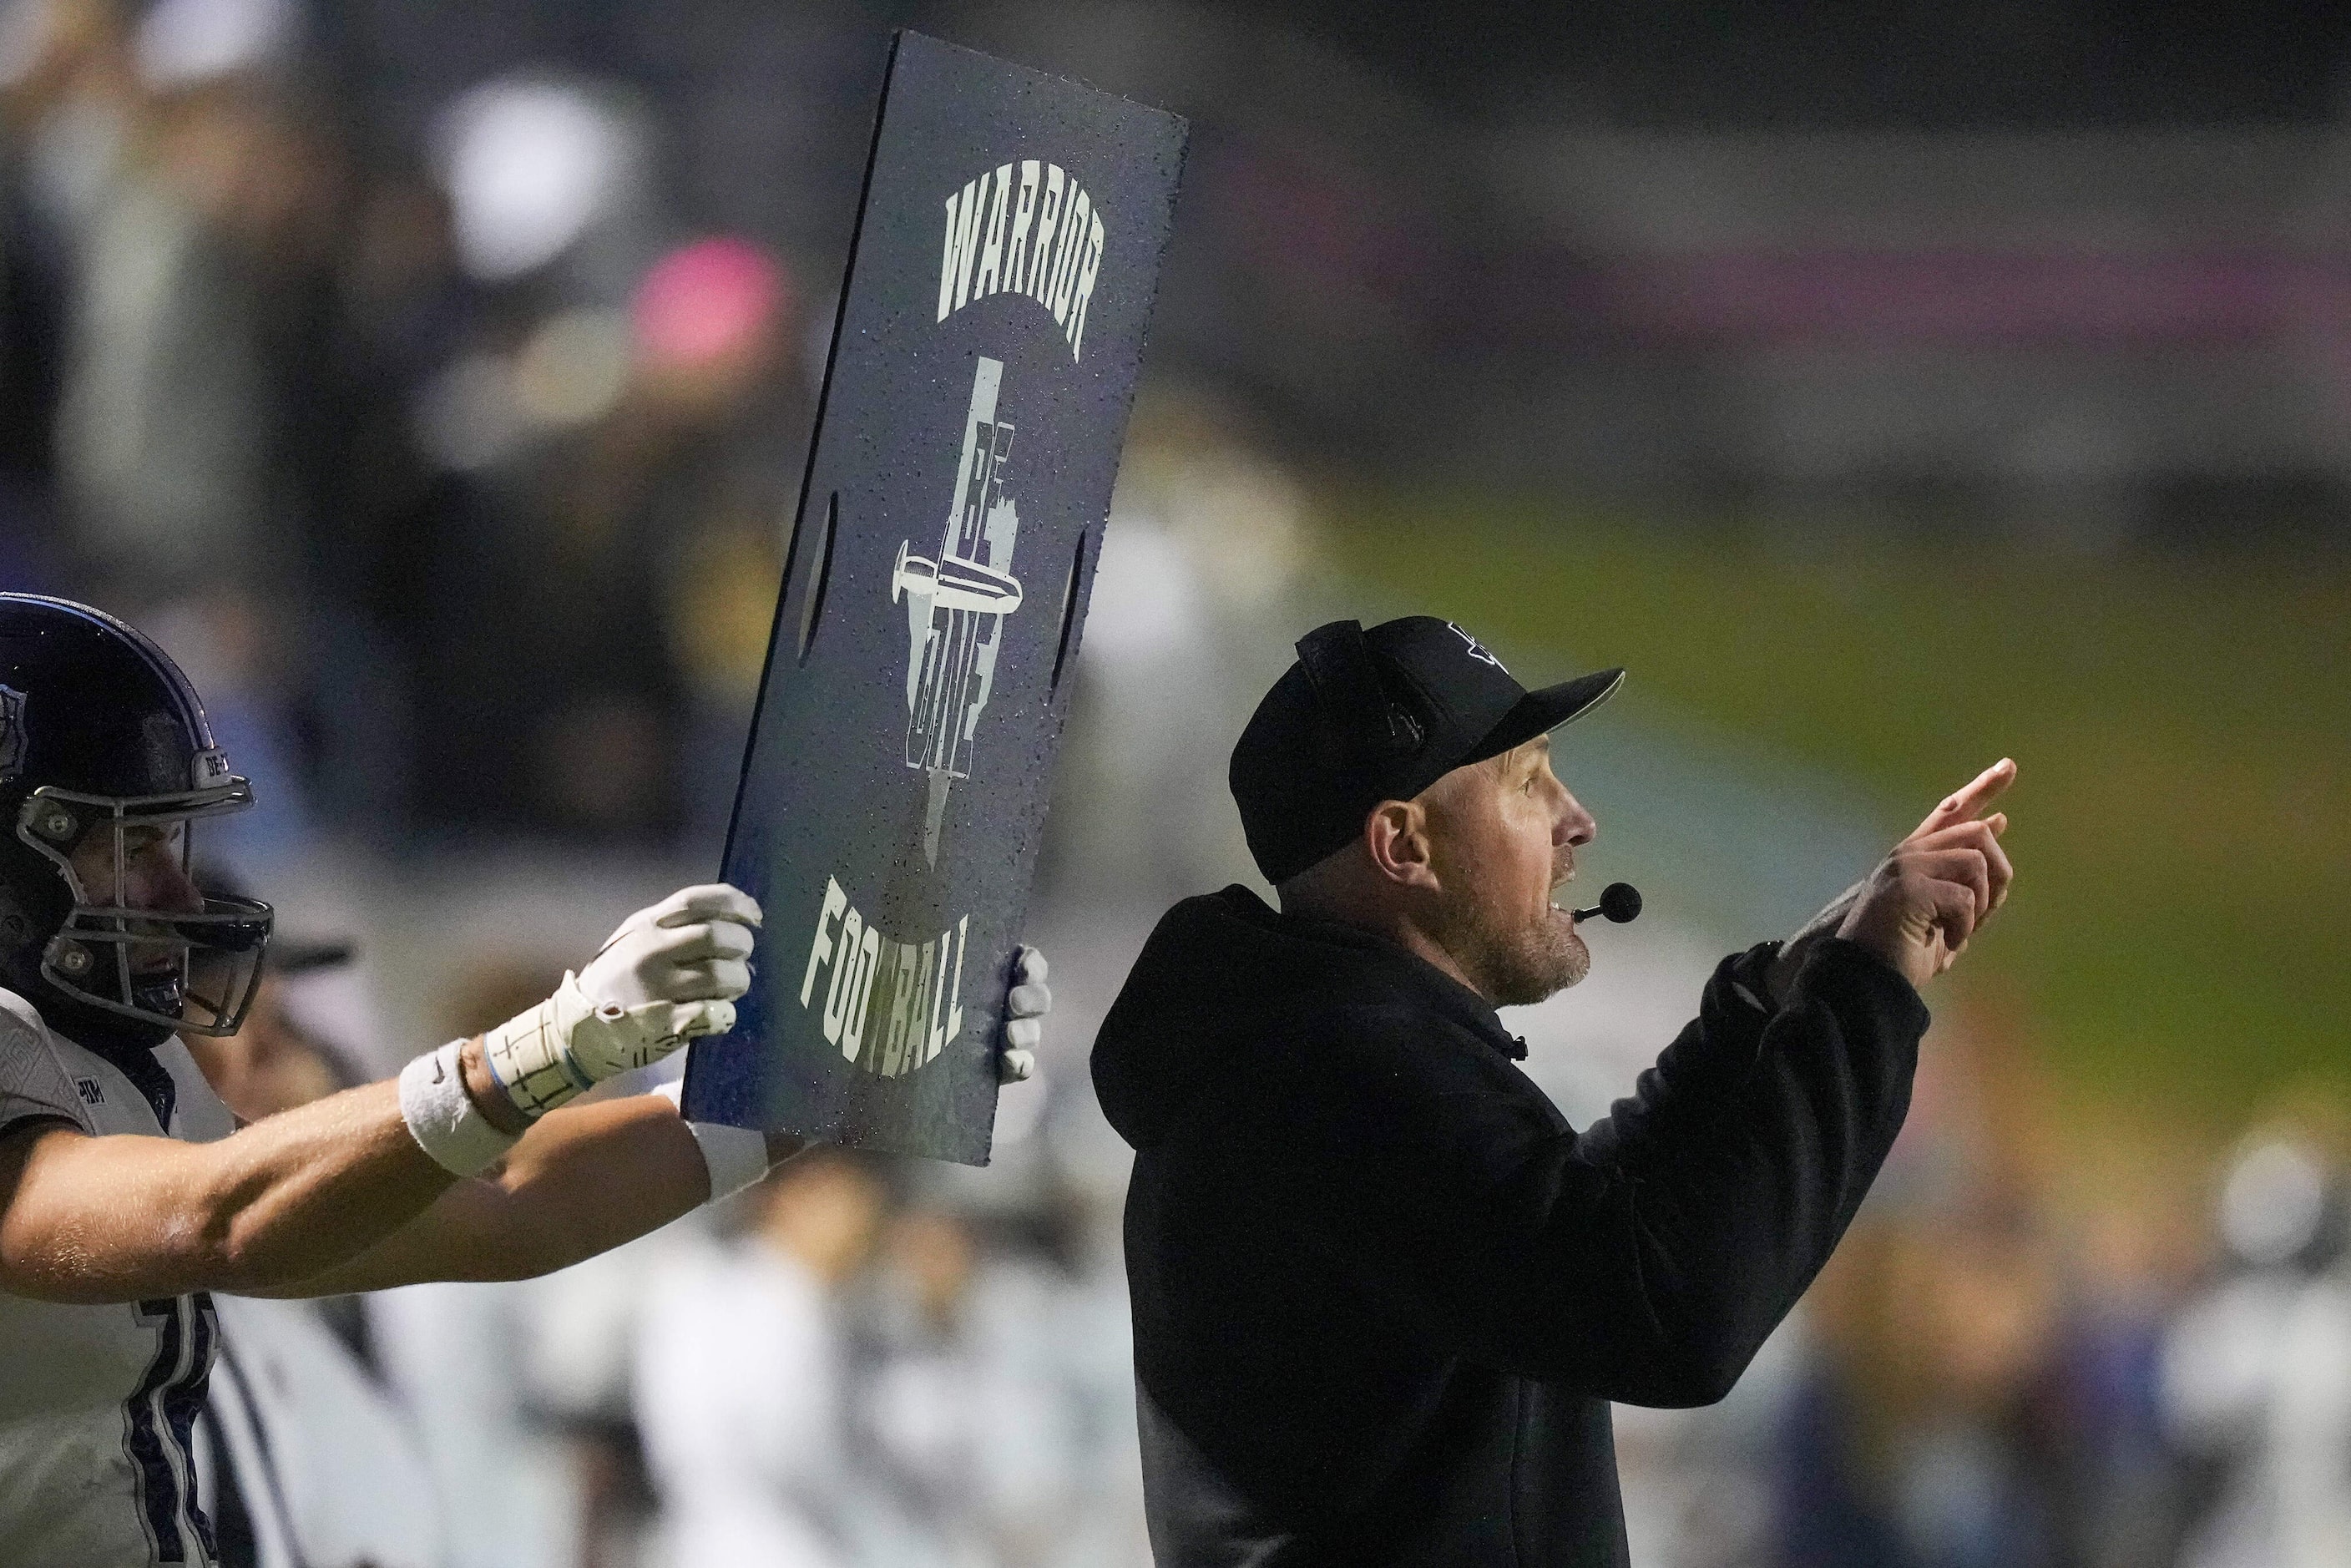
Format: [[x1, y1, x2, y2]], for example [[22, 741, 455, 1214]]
[[0, 984, 238, 1567]]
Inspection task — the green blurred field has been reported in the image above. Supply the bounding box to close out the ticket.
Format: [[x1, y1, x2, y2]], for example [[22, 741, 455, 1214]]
[[1346, 497, 2351, 1125]]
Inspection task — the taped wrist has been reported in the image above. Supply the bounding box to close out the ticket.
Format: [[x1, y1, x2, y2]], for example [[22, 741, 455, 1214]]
[[653, 1079, 771, 1201], [481, 973, 730, 1122], [399, 1040, 520, 1176], [479, 974, 599, 1120]]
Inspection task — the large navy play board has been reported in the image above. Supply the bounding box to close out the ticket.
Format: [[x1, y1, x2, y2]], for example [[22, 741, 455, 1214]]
[[685, 32, 1186, 1163]]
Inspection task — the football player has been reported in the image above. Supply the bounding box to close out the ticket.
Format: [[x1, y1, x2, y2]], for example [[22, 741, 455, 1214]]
[[0, 593, 1051, 1567]]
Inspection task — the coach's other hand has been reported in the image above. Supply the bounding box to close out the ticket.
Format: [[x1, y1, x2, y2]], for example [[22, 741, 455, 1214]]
[[1837, 759, 2016, 989], [1000, 945, 1051, 1084]]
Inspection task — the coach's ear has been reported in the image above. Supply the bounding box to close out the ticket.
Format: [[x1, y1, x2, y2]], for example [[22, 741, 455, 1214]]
[[1363, 799, 1439, 893]]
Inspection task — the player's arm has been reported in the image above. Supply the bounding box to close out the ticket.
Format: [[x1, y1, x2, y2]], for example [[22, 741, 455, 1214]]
[[243, 1095, 793, 1295], [256, 947, 1051, 1296], [0, 1079, 462, 1302], [0, 884, 756, 1304]]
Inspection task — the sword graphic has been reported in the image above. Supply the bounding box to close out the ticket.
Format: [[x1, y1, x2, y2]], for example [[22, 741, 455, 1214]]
[[897, 357, 1024, 867]]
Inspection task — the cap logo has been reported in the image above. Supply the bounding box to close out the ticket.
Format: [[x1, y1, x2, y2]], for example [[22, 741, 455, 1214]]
[[1449, 623, 1507, 674], [0, 685, 25, 782]]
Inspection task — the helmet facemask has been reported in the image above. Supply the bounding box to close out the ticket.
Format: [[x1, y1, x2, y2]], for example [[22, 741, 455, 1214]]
[[16, 777, 273, 1038]]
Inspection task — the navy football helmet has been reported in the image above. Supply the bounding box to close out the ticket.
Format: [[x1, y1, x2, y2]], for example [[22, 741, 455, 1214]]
[[0, 594, 272, 1050]]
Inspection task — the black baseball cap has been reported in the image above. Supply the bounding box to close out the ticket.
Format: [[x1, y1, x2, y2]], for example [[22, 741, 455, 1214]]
[[1229, 616, 1623, 885]]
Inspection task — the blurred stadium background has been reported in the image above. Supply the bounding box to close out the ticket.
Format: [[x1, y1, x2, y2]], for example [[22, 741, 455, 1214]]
[[3, 1, 2348, 1565]]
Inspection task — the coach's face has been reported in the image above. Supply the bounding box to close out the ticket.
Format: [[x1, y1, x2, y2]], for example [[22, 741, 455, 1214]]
[[1418, 736, 1597, 1006]]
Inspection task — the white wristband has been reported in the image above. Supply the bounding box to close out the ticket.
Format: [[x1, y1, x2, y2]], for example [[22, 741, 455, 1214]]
[[653, 1079, 771, 1201], [399, 1041, 520, 1176]]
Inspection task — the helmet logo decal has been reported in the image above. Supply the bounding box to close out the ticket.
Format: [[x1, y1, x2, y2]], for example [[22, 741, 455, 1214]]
[[0, 685, 23, 781], [140, 714, 181, 792]]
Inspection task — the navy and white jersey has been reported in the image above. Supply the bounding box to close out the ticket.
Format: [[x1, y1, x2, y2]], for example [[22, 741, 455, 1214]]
[[0, 984, 238, 1567]]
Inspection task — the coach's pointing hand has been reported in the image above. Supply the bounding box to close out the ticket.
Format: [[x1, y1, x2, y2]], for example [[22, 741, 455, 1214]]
[[1838, 759, 2016, 989]]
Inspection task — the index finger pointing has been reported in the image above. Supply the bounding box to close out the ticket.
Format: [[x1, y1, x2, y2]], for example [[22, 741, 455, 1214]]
[[1914, 758, 2016, 835]]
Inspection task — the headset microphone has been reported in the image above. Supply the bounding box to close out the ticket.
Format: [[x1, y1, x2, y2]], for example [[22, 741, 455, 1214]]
[[1571, 883, 1642, 926]]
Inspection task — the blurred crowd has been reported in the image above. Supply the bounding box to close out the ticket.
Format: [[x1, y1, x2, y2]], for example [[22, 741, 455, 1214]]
[[1, 0, 829, 856], [1611, 1024, 2351, 1568], [3, 2, 2347, 1566]]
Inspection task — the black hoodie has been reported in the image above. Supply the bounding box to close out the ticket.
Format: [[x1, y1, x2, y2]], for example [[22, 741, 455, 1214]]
[[1092, 886, 1929, 1567]]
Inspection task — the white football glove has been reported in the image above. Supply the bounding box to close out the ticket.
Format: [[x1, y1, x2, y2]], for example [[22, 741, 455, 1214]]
[[483, 883, 761, 1120], [578, 883, 761, 1010], [1000, 945, 1050, 1084]]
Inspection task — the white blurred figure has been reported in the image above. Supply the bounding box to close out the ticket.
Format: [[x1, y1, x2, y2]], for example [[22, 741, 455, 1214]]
[[47, 0, 324, 595], [513, 1216, 704, 1568], [180, 940, 447, 1568], [367, 1276, 577, 1568], [847, 1207, 1006, 1568], [431, 76, 644, 287], [635, 1151, 888, 1568], [411, 73, 661, 480], [850, 1196, 1152, 1568], [203, 1292, 447, 1568], [1047, 388, 1318, 908], [2163, 1133, 2351, 1568], [1006, 1203, 1154, 1568]]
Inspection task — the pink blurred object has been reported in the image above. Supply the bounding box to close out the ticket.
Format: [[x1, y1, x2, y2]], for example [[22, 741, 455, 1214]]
[[631, 237, 791, 371]]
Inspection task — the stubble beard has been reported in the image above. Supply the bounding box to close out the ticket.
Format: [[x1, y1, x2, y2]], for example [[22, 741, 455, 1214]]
[[1440, 889, 1591, 1007]]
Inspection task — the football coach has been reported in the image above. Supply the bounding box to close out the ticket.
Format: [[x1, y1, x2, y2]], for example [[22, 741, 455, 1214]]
[[1091, 615, 2015, 1566]]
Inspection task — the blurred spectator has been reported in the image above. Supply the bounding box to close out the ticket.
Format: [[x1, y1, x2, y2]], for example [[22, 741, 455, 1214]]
[[1041, 385, 1321, 909], [634, 1150, 889, 1567], [44, 0, 334, 599], [2163, 1127, 2351, 1568], [2048, 1202, 2198, 1568], [843, 1196, 1149, 1568], [178, 934, 352, 1121], [180, 897, 447, 1567], [846, 1206, 1003, 1567], [369, 956, 584, 1568], [1776, 1204, 2069, 1568], [1766, 1010, 2076, 1568], [944, 1189, 1154, 1568], [398, 195, 804, 842]]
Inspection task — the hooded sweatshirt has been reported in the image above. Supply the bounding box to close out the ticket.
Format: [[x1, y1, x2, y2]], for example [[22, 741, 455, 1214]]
[[1092, 886, 1929, 1567]]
